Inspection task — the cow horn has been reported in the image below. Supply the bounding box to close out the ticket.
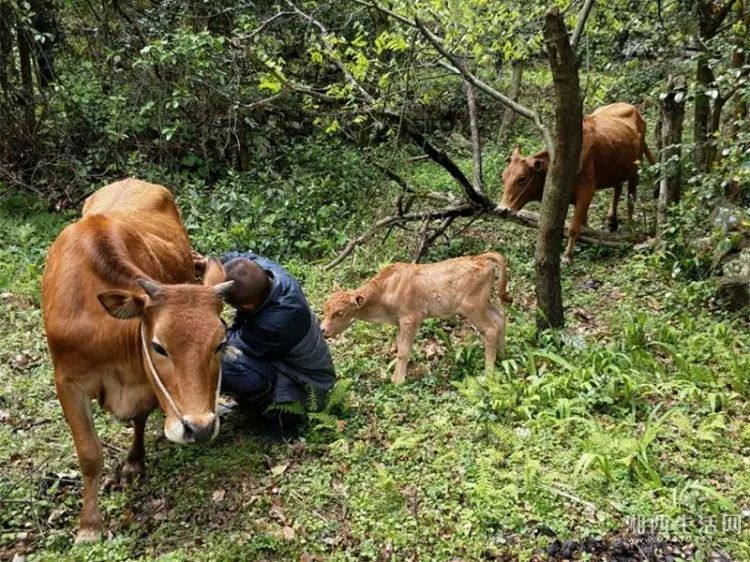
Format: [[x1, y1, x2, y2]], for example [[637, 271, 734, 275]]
[[213, 280, 235, 300], [137, 278, 164, 300]]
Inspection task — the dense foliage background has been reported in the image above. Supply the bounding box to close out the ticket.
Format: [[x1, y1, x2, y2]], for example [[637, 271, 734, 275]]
[[1, 0, 749, 560]]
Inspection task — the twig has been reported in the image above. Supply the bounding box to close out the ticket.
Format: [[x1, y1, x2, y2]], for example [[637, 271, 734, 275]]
[[539, 483, 597, 512], [571, 0, 596, 51]]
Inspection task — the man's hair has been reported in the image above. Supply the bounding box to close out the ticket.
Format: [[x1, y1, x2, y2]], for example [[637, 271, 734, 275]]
[[223, 258, 271, 308]]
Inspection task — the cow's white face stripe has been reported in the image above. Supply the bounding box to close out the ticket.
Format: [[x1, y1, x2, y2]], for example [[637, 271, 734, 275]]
[[140, 322, 183, 420]]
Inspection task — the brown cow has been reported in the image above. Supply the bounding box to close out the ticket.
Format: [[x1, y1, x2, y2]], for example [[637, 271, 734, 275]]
[[42, 178, 233, 542], [499, 102, 655, 262], [320, 253, 510, 384]]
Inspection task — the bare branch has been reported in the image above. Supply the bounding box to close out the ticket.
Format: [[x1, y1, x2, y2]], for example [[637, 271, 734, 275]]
[[285, 0, 375, 103], [415, 19, 554, 151], [413, 216, 455, 262], [571, 0, 596, 51], [379, 109, 491, 207], [326, 201, 640, 270], [455, 57, 485, 193]]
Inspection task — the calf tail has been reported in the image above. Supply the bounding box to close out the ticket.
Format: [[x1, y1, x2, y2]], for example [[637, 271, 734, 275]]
[[481, 252, 511, 304], [643, 141, 656, 166]]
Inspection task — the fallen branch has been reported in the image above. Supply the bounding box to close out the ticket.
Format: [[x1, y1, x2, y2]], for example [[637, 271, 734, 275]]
[[325, 203, 642, 269]]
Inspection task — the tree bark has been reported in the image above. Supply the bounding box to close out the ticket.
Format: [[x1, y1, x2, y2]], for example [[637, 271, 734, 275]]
[[693, 52, 713, 172], [17, 22, 35, 133], [657, 76, 686, 234], [462, 62, 485, 194], [535, 7, 583, 330], [497, 61, 524, 146]]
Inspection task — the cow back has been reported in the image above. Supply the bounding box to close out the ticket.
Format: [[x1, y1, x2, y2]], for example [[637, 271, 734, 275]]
[[42, 179, 194, 374]]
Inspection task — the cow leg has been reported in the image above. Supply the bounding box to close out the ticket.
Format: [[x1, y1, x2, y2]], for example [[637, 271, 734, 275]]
[[55, 378, 103, 543], [121, 412, 149, 484], [627, 172, 638, 223], [392, 316, 420, 384], [563, 189, 595, 264], [465, 308, 500, 374], [607, 183, 623, 232]]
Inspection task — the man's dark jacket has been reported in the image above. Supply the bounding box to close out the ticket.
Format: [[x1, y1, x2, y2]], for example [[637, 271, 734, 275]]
[[219, 252, 335, 405]]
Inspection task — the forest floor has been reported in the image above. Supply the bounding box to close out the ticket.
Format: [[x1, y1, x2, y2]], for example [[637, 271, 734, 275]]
[[1, 188, 749, 562]]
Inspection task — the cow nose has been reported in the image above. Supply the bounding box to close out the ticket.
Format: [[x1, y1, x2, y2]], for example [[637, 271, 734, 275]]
[[320, 326, 328, 337], [181, 414, 216, 443]]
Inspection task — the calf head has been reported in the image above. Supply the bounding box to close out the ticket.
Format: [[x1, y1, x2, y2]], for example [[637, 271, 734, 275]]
[[499, 147, 548, 211], [98, 259, 233, 444], [320, 284, 365, 338]]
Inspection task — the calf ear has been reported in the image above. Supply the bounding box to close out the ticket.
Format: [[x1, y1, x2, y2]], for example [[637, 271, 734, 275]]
[[203, 258, 226, 286], [354, 294, 365, 308], [531, 158, 547, 173], [510, 146, 521, 161], [98, 291, 146, 320]]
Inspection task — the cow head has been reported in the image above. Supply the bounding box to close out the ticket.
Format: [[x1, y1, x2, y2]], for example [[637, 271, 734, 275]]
[[320, 283, 364, 338], [98, 259, 233, 445], [499, 147, 548, 211]]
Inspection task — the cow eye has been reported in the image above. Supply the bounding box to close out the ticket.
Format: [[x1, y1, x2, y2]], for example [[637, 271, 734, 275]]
[[335, 311, 344, 318], [151, 341, 168, 357], [215, 341, 226, 354]]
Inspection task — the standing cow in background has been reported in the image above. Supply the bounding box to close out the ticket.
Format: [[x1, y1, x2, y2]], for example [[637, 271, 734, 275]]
[[499, 102, 655, 262], [42, 179, 233, 542]]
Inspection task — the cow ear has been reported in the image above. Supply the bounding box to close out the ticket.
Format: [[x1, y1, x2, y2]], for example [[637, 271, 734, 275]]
[[354, 294, 365, 308], [213, 280, 235, 300], [98, 291, 145, 320], [532, 158, 547, 172], [511, 146, 521, 161], [332, 281, 343, 293], [203, 258, 226, 286]]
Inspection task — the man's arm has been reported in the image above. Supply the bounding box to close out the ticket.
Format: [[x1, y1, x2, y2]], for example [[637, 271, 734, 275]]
[[231, 305, 311, 361]]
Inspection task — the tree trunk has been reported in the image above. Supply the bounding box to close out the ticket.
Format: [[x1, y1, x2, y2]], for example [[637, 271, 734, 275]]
[[657, 76, 686, 234], [0, 4, 13, 95], [30, 0, 58, 89], [535, 8, 582, 331], [497, 61, 524, 146], [693, 51, 713, 172], [464, 76, 484, 193], [17, 22, 35, 133]]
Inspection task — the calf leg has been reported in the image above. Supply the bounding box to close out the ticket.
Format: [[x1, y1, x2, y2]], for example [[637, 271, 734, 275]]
[[607, 183, 623, 232], [55, 378, 103, 543], [121, 413, 149, 484], [392, 316, 420, 384], [563, 189, 595, 264], [465, 309, 500, 374], [487, 304, 506, 357]]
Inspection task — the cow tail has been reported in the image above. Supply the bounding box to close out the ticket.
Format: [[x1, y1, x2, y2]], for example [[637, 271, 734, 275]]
[[482, 252, 511, 304], [643, 141, 656, 165]]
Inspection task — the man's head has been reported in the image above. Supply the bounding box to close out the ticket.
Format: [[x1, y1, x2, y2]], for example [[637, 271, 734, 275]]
[[215, 258, 271, 312], [499, 146, 548, 211], [320, 283, 365, 338]]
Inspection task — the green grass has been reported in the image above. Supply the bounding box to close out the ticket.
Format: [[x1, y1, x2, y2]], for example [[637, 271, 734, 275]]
[[1, 173, 749, 561]]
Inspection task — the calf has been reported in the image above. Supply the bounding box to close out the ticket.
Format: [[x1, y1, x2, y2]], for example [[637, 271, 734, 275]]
[[320, 253, 510, 383]]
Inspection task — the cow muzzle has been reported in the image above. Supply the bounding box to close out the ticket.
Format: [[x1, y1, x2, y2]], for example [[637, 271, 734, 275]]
[[165, 413, 219, 444]]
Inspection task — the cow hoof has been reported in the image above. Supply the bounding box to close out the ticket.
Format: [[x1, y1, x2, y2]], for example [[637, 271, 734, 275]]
[[120, 461, 145, 485], [607, 218, 619, 232], [390, 372, 406, 384], [75, 527, 101, 544], [562, 254, 573, 266]]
